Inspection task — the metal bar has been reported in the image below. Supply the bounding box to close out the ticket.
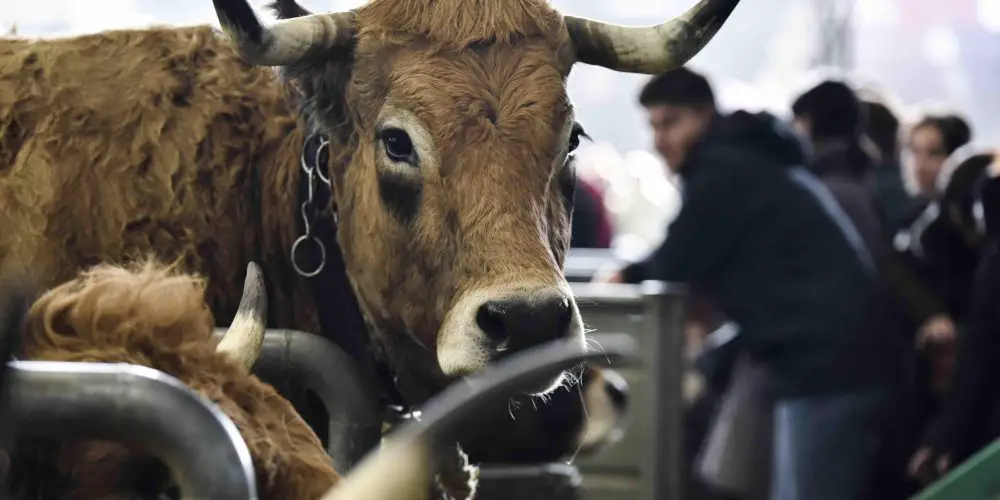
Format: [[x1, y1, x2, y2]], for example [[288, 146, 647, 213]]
[[3, 360, 257, 500], [250, 329, 383, 473], [386, 336, 635, 453], [564, 250, 625, 283], [643, 281, 688, 500], [410, 335, 637, 446], [0, 282, 29, 500], [572, 280, 688, 500], [321, 336, 637, 500]]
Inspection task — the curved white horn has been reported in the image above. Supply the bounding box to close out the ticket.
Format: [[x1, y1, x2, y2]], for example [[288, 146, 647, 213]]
[[565, 0, 741, 74], [317, 438, 433, 500], [211, 0, 355, 66], [215, 262, 267, 370]]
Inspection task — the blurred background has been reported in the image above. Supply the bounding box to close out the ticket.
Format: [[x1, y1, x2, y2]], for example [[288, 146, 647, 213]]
[[5, 0, 998, 259]]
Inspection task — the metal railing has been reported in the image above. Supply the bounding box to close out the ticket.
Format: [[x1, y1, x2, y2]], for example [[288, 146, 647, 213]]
[[212, 328, 384, 473], [323, 336, 638, 500], [2, 360, 257, 499], [564, 249, 625, 283], [571, 280, 688, 500]]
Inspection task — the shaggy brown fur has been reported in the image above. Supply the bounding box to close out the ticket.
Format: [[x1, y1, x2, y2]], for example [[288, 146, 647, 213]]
[[9, 260, 339, 500], [0, 25, 306, 332]]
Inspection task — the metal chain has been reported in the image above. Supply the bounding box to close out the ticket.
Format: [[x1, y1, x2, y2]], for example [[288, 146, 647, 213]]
[[291, 134, 332, 278]]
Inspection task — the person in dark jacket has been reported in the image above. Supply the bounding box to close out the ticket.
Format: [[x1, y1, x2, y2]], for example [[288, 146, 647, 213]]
[[791, 80, 886, 259], [907, 151, 1000, 483], [791, 81, 922, 499], [603, 67, 891, 500]]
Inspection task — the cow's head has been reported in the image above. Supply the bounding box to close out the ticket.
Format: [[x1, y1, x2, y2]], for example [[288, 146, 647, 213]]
[[212, 0, 739, 392]]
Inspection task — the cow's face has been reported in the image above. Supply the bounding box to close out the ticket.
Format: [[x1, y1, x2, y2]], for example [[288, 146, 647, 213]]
[[334, 29, 586, 387], [213, 0, 740, 392]]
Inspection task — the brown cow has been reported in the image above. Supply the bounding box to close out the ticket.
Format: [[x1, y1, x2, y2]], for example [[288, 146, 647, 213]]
[[6, 259, 344, 499], [0, 0, 739, 408]]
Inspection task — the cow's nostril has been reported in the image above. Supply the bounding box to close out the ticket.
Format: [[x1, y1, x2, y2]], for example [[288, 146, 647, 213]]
[[476, 300, 510, 344], [475, 294, 574, 350], [551, 297, 572, 333]]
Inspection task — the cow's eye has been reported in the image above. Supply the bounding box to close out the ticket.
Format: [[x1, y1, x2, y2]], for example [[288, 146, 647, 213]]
[[380, 128, 415, 163], [568, 122, 588, 154]]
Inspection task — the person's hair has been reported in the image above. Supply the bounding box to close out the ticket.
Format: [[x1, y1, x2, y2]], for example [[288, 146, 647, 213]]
[[638, 66, 715, 109], [861, 98, 900, 163], [791, 80, 866, 141], [912, 113, 972, 157]]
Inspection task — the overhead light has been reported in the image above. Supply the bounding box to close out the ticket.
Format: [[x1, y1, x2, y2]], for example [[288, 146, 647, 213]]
[[979, 0, 1000, 33]]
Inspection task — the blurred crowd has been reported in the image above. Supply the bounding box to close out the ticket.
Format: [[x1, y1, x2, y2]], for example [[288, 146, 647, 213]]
[[570, 67, 1000, 500]]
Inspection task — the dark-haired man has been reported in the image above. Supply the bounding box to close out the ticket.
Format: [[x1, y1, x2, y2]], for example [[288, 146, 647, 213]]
[[602, 67, 891, 500]]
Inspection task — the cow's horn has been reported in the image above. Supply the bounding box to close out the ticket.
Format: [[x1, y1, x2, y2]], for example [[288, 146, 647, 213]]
[[215, 262, 267, 370], [317, 438, 433, 500], [211, 0, 355, 66], [565, 0, 740, 75]]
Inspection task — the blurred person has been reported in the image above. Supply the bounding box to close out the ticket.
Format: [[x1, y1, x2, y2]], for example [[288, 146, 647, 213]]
[[864, 149, 993, 500], [884, 116, 976, 403], [861, 97, 915, 229], [889, 147, 987, 388], [791, 80, 921, 500], [790, 80, 885, 260], [639, 66, 718, 173], [905, 113, 972, 198], [903, 151, 999, 486], [570, 176, 614, 248], [602, 67, 893, 500], [794, 87, 957, 353], [627, 68, 753, 500]]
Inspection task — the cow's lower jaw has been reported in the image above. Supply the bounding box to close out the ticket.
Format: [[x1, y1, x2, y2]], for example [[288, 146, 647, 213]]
[[436, 284, 587, 395]]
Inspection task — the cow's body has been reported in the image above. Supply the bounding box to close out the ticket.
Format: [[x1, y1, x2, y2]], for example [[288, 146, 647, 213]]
[[0, 25, 309, 333]]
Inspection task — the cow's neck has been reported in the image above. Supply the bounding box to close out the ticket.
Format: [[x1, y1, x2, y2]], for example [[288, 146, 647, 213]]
[[291, 131, 421, 418]]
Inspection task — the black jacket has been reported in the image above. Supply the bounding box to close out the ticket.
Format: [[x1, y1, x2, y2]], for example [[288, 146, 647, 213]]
[[621, 111, 889, 399], [874, 160, 918, 231], [807, 139, 888, 259], [926, 175, 1000, 461]]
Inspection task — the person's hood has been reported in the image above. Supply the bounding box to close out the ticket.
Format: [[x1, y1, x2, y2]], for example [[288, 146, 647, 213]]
[[681, 110, 808, 178]]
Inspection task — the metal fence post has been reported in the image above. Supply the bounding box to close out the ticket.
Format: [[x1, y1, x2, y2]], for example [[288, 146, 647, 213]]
[[642, 281, 688, 500]]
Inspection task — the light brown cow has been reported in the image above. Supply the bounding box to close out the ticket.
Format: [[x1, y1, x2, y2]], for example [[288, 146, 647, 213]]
[[7, 259, 342, 499], [0, 0, 738, 409]]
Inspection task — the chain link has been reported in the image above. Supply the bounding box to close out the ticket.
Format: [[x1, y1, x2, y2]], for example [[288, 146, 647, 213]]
[[291, 134, 330, 278]]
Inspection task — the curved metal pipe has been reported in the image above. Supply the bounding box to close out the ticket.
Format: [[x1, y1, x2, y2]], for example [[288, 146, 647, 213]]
[[212, 328, 384, 472], [254, 329, 383, 472], [321, 335, 637, 500], [3, 360, 257, 500]]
